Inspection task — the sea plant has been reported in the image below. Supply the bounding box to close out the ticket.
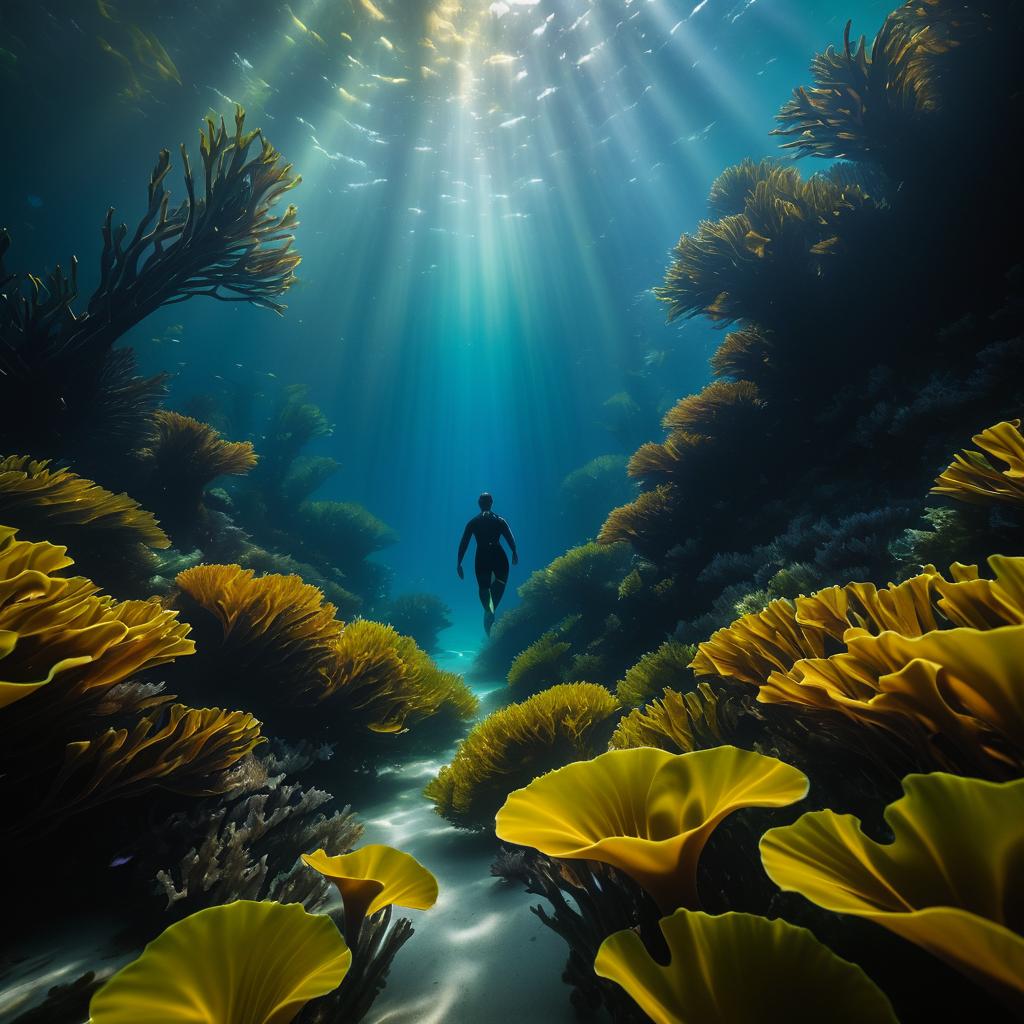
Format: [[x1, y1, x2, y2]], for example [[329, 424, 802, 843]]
[[89, 901, 350, 1024], [595, 908, 898, 1024], [495, 746, 808, 911], [931, 419, 1024, 508], [0, 106, 301, 465], [761, 772, 1024, 1013], [426, 682, 619, 830]]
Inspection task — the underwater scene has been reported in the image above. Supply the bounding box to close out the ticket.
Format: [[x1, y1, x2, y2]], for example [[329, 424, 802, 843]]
[[1, 0, 1022, 1021]]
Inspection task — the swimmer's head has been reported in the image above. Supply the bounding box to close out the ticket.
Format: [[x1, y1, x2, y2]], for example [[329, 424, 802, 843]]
[[478, 492, 493, 511]]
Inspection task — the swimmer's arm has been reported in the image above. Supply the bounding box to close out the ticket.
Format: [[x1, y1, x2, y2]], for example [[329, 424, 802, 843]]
[[501, 519, 519, 564], [457, 521, 473, 573]]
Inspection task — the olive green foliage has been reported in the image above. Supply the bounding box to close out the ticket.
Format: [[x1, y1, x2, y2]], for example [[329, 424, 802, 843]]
[[507, 632, 574, 694], [610, 683, 744, 754], [384, 593, 453, 654], [0, 107, 300, 470], [615, 641, 697, 707], [424, 683, 620, 830], [474, 541, 671, 688], [559, 455, 636, 543]]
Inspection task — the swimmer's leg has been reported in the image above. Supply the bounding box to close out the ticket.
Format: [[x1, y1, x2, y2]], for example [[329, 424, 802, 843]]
[[489, 549, 510, 613], [475, 561, 494, 620]]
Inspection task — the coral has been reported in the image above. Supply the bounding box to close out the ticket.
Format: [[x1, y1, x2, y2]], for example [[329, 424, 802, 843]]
[[761, 772, 1024, 1013], [89, 901, 350, 1024], [506, 631, 572, 694], [136, 411, 257, 536], [295, 909, 414, 1024], [931, 419, 1024, 508], [595, 909, 898, 1024], [425, 683, 619, 830], [384, 592, 452, 653], [299, 846, 435, 1022], [491, 847, 658, 1023], [494, 746, 808, 911], [708, 324, 773, 381], [282, 456, 343, 508], [519, 542, 634, 614], [0, 107, 300, 464], [616, 640, 696, 706], [610, 683, 742, 754], [151, 752, 364, 918], [301, 845, 438, 944]]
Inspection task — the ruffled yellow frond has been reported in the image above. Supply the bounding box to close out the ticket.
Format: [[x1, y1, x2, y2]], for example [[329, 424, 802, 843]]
[[302, 844, 437, 942], [932, 419, 1024, 508], [598, 485, 677, 549], [139, 411, 258, 495], [610, 683, 734, 754], [1, 528, 193, 712], [495, 746, 807, 911], [45, 703, 262, 817], [762, 623, 1024, 775], [761, 773, 1024, 1012], [90, 900, 350, 1024], [176, 563, 342, 702], [595, 908, 898, 1024], [425, 682, 619, 830], [0, 455, 169, 548]]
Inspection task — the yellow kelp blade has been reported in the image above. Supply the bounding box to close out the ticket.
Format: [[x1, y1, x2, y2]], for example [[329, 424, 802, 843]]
[[302, 844, 438, 934], [495, 746, 807, 911], [761, 773, 1024, 1012], [595, 909, 898, 1024], [89, 900, 351, 1024]]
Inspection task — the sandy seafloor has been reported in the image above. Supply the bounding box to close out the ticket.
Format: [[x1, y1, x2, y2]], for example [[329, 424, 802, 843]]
[[0, 638, 585, 1024]]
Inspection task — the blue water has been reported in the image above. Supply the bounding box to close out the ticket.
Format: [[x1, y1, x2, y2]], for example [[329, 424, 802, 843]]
[[2, 0, 882, 640]]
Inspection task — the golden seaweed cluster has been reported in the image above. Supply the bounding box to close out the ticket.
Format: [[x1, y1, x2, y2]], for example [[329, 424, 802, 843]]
[[0, 454, 169, 549], [655, 159, 877, 327], [175, 563, 477, 737], [772, 3, 969, 174], [136, 411, 257, 533], [89, 843, 441, 1024], [0, 525, 257, 838], [689, 555, 1024, 778], [495, 744, 1024, 1020], [932, 419, 1024, 509], [425, 682, 619, 830], [610, 682, 739, 754]]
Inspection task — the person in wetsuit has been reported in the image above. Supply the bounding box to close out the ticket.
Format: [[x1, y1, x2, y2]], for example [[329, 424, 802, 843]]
[[457, 492, 518, 635]]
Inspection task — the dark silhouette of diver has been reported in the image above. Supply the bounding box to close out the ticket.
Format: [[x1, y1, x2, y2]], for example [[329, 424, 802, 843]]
[[457, 493, 518, 635]]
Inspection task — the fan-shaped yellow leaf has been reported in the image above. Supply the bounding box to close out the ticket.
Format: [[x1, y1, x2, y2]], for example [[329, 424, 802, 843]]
[[89, 900, 351, 1024], [495, 746, 808, 910], [302, 844, 438, 940], [761, 772, 1024, 1012], [595, 909, 898, 1023]]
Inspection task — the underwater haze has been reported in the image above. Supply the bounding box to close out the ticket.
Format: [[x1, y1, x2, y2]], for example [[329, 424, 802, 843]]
[[2, 1, 1023, 1023]]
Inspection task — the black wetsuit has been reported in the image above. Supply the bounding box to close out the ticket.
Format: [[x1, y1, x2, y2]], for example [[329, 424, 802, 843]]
[[458, 511, 517, 613]]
